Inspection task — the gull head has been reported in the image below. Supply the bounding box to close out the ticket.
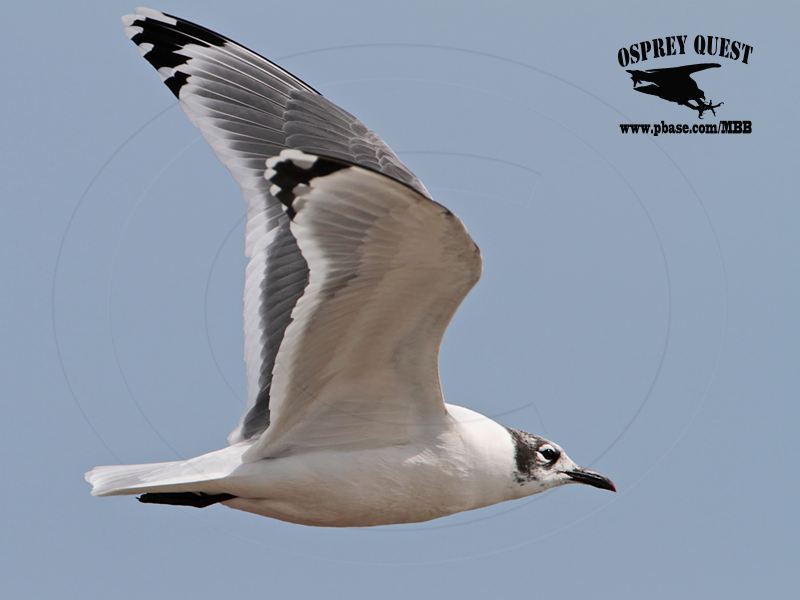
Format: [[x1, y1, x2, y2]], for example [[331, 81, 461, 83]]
[[506, 428, 616, 495]]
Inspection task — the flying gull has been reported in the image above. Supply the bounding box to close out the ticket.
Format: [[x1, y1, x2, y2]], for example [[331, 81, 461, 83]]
[[86, 7, 615, 527]]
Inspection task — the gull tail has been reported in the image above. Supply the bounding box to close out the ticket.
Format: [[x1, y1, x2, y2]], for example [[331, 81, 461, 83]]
[[85, 448, 243, 506], [85, 461, 208, 496]]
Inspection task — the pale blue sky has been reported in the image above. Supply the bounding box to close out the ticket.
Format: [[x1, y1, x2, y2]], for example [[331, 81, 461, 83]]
[[2, 1, 797, 598]]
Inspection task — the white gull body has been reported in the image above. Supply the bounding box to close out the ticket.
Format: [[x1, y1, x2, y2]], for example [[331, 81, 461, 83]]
[[103, 405, 519, 527], [85, 7, 615, 527]]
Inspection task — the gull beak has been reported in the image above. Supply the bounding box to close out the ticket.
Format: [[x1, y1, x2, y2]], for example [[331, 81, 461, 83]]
[[564, 468, 616, 492]]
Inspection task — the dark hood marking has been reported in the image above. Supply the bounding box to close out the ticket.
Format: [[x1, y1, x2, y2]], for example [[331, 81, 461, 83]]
[[505, 426, 540, 484]]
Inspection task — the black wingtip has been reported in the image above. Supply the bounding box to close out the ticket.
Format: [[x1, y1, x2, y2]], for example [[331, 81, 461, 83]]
[[123, 7, 321, 100], [123, 7, 227, 98]]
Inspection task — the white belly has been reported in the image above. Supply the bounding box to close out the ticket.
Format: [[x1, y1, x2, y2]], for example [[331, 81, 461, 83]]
[[219, 406, 516, 526]]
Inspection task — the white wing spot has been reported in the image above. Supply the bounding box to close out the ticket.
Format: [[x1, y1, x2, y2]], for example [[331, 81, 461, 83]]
[[157, 67, 175, 81], [279, 148, 317, 169], [291, 183, 311, 198], [123, 25, 144, 39], [137, 42, 154, 57]]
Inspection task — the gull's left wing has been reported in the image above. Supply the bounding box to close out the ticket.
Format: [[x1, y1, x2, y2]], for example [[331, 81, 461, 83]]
[[244, 150, 481, 459]]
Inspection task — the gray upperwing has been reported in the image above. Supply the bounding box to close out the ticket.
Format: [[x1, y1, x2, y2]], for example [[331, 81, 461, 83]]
[[122, 7, 429, 443]]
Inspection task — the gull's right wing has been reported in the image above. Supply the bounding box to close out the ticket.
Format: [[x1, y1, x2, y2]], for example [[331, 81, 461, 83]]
[[122, 8, 430, 445]]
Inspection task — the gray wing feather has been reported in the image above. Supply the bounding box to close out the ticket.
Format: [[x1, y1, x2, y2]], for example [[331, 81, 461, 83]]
[[123, 8, 428, 442]]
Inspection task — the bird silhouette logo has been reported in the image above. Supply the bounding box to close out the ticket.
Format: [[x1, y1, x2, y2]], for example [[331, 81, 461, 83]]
[[626, 62, 723, 118]]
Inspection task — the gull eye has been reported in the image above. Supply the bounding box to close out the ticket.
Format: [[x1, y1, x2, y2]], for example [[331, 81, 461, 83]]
[[539, 446, 560, 463]]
